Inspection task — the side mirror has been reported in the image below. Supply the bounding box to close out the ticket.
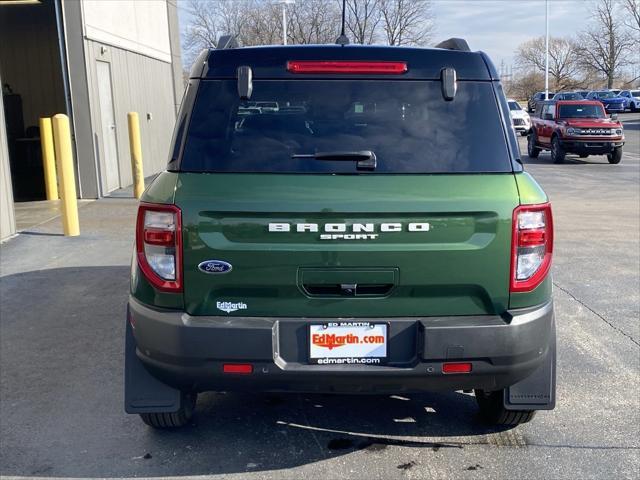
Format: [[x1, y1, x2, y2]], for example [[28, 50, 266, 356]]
[[611, 113, 618, 120], [544, 113, 554, 120]]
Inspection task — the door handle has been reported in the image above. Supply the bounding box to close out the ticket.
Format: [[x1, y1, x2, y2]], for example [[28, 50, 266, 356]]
[[109, 124, 116, 130]]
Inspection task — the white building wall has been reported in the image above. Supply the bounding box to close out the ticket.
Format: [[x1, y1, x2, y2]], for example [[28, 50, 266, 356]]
[[85, 40, 176, 192], [81, 0, 172, 63], [0, 76, 17, 242], [80, 0, 179, 194]]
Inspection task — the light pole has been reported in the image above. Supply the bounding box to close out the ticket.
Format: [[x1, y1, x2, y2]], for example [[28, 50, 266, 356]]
[[279, 0, 295, 45], [544, 0, 549, 100]]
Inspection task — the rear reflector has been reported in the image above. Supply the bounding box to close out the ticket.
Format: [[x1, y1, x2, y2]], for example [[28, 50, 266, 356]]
[[442, 362, 472, 374], [143, 228, 175, 245], [287, 60, 408, 74], [223, 363, 253, 374], [518, 229, 546, 247]]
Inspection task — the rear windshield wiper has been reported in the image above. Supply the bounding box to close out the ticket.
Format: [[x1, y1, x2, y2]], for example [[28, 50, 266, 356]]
[[291, 150, 376, 170]]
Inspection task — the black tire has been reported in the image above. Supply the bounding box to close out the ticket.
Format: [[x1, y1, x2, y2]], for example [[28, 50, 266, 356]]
[[607, 147, 622, 164], [520, 131, 529, 137], [139, 392, 197, 428], [475, 389, 536, 426], [527, 133, 541, 158], [551, 135, 565, 164]]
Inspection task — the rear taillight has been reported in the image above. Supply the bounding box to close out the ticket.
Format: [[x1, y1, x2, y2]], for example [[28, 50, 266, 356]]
[[510, 203, 553, 293], [287, 60, 408, 74], [136, 203, 182, 292]]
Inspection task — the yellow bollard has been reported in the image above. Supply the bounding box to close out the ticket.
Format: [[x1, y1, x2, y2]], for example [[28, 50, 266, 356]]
[[127, 112, 145, 199], [39, 117, 59, 200], [52, 114, 80, 236]]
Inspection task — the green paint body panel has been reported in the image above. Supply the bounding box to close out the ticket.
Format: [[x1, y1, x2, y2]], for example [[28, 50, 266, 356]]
[[130, 171, 553, 315], [515, 172, 549, 205], [131, 256, 184, 309], [510, 276, 553, 309], [142, 172, 179, 204], [172, 173, 524, 317]]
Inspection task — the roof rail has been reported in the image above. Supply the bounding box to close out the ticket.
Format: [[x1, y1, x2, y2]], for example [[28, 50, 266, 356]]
[[217, 35, 239, 50], [434, 38, 471, 52]]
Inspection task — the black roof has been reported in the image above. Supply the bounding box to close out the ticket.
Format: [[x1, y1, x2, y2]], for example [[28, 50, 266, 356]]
[[190, 44, 498, 81]]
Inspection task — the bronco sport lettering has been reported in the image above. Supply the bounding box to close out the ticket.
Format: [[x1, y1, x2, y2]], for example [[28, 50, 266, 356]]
[[269, 222, 430, 240]]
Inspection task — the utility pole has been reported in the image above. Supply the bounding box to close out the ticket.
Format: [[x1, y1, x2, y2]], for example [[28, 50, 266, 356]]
[[544, 0, 549, 99], [280, 0, 295, 45]]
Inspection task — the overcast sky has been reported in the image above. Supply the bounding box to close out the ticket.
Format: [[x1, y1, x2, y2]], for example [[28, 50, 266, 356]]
[[432, 0, 592, 69], [177, 0, 594, 70]]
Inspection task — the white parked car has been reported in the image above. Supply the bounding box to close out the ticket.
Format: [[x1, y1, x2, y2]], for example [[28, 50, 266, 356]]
[[508, 99, 531, 136], [619, 90, 640, 112]]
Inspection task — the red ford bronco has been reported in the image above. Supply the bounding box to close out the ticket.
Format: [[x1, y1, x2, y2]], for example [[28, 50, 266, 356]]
[[528, 100, 624, 164]]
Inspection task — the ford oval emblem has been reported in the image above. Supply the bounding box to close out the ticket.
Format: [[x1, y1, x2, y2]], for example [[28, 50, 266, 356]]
[[198, 260, 233, 274]]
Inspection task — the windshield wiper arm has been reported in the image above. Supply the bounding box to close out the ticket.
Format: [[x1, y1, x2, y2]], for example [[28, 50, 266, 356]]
[[291, 150, 377, 170]]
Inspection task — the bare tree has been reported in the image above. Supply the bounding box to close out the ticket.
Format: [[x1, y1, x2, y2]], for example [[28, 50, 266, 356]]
[[622, 0, 640, 33], [182, 0, 223, 62], [515, 36, 582, 91], [182, 0, 437, 62], [576, 0, 635, 88], [378, 0, 434, 46], [287, 0, 341, 44], [183, 0, 282, 64], [507, 71, 545, 101], [343, 0, 382, 44], [215, 0, 248, 40], [244, 2, 283, 46]]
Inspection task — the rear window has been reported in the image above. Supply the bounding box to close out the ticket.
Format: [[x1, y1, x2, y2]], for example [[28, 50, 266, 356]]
[[180, 80, 512, 174], [556, 93, 582, 100], [558, 104, 605, 118]]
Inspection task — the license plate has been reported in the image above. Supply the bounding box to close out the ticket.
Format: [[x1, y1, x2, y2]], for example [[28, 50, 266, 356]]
[[309, 322, 388, 365]]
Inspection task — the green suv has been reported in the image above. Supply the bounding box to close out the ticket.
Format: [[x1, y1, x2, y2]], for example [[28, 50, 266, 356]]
[[125, 38, 556, 429]]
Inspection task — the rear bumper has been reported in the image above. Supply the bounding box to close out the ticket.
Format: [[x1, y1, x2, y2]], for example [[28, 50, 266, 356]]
[[560, 138, 624, 155], [128, 297, 555, 395]]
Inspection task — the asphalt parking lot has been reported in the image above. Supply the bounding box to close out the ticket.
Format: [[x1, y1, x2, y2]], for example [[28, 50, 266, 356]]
[[1, 113, 638, 480]]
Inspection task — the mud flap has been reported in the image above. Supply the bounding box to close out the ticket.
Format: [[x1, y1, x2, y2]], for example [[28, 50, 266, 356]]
[[504, 317, 556, 411], [124, 311, 181, 414]]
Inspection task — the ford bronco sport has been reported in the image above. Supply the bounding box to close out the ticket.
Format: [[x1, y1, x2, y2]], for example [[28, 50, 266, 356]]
[[125, 38, 556, 429]]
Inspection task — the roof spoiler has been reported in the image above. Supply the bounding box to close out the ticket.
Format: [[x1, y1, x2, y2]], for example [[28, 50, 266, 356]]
[[435, 38, 471, 52], [217, 35, 239, 50]]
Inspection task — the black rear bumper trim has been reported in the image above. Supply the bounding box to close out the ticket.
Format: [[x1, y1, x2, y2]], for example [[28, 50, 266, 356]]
[[128, 297, 554, 395]]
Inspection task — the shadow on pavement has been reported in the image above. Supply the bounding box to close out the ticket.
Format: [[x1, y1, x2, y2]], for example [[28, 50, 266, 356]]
[[18, 231, 66, 237], [521, 153, 611, 166], [0, 267, 511, 478]]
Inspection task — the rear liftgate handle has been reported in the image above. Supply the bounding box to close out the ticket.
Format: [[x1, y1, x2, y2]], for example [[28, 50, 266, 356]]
[[340, 283, 357, 296]]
